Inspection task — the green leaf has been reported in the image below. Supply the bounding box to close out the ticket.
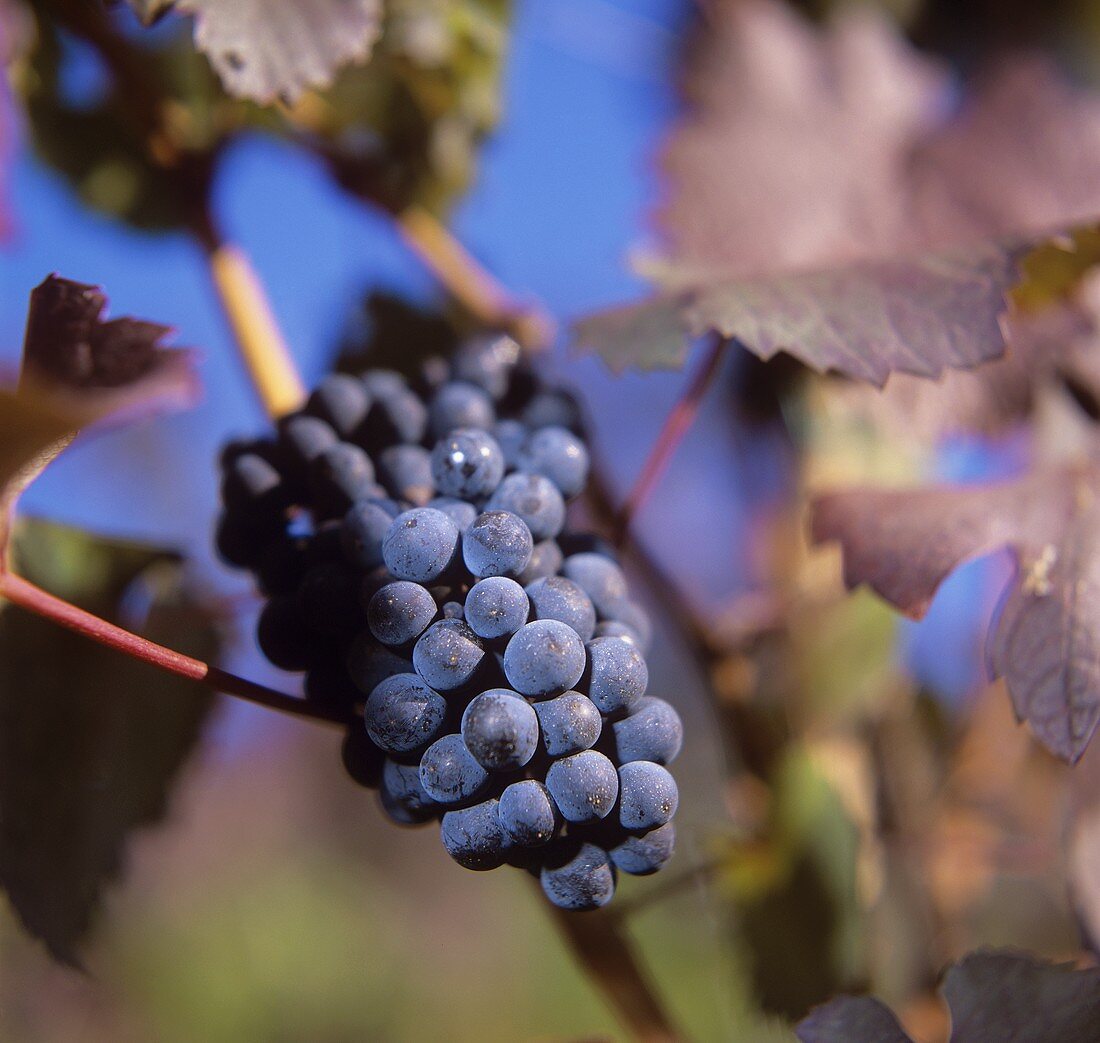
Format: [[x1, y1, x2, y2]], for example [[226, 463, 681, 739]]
[[315, 0, 510, 215], [0, 519, 218, 964]]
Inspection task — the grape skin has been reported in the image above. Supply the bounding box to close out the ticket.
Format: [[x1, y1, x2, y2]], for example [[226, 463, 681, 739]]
[[503, 620, 586, 699], [545, 750, 619, 824], [464, 577, 529, 640], [540, 841, 616, 911], [461, 689, 539, 771], [382, 508, 460, 583]]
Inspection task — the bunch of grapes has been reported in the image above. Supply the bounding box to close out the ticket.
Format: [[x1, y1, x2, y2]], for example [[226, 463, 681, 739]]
[[215, 335, 683, 910]]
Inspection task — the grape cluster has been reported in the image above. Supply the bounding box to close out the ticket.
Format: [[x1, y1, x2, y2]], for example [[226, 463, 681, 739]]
[[215, 335, 683, 910]]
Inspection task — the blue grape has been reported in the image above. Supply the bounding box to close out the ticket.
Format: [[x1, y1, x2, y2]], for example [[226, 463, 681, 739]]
[[428, 496, 478, 532], [487, 473, 565, 541], [517, 425, 589, 498], [451, 334, 521, 399], [461, 689, 539, 771], [584, 636, 648, 714], [383, 508, 459, 582], [618, 762, 678, 830], [534, 691, 601, 757], [346, 634, 409, 695], [517, 539, 563, 586], [462, 511, 534, 579], [609, 822, 675, 876], [440, 799, 509, 870], [377, 445, 434, 506], [429, 381, 495, 439], [309, 442, 378, 516], [367, 581, 438, 647], [304, 661, 360, 715], [364, 673, 447, 753], [493, 419, 528, 469], [503, 620, 586, 699], [366, 387, 428, 446], [606, 599, 652, 651], [419, 733, 490, 804], [412, 619, 486, 691], [306, 373, 371, 438], [360, 369, 407, 400], [557, 533, 618, 560], [215, 512, 279, 569], [540, 841, 616, 910], [525, 576, 596, 641], [256, 534, 310, 595], [341, 499, 400, 568], [221, 452, 288, 517], [611, 697, 683, 765], [593, 620, 642, 646], [442, 600, 465, 620], [562, 553, 629, 617], [498, 780, 559, 847], [431, 428, 505, 499], [381, 758, 440, 824], [545, 750, 619, 823], [522, 388, 581, 432], [341, 724, 384, 788], [419, 355, 451, 396], [464, 577, 529, 640], [297, 562, 363, 638], [256, 595, 311, 671], [279, 414, 339, 468]]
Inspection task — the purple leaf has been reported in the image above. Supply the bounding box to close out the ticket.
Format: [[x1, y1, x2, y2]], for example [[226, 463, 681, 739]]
[[576, 1, 1100, 382], [0, 276, 200, 551], [812, 467, 1100, 761], [796, 995, 913, 1043]]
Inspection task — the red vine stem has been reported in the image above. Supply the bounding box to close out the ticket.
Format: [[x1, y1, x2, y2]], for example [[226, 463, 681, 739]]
[[0, 571, 345, 725], [614, 335, 727, 544]]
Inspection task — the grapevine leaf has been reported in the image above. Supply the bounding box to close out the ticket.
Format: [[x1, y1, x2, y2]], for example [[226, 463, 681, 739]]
[[0, 275, 199, 552], [575, 241, 1029, 385], [812, 466, 1100, 761], [798, 951, 1100, 1043], [576, 0, 1100, 379], [943, 951, 1100, 1042], [149, 0, 384, 105], [308, 0, 510, 216], [0, 518, 218, 964], [795, 996, 912, 1043]]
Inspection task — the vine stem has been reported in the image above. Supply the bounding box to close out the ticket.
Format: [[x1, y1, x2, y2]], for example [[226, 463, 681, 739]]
[[548, 903, 681, 1042], [397, 206, 555, 350], [0, 570, 344, 725], [194, 216, 307, 419], [614, 334, 727, 544]]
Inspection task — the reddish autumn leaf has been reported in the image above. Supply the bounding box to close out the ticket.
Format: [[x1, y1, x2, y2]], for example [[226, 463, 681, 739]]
[[812, 466, 1100, 761], [576, 0, 1100, 384], [0, 275, 200, 552]]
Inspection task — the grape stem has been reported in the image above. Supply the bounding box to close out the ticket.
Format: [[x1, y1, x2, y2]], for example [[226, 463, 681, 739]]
[[548, 902, 682, 1042], [614, 334, 727, 544], [0, 570, 345, 726], [397, 206, 556, 351], [193, 214, 308, 419]]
